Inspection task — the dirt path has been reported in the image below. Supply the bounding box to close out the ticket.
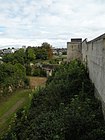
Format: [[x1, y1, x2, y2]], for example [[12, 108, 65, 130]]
[[0, 98, 25, 125]]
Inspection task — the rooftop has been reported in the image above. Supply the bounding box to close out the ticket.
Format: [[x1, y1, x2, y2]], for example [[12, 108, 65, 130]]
[[71, 38, 82, 42]]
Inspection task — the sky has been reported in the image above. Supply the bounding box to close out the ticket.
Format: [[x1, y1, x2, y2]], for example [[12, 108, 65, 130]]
[[0, 0, 105, 49]]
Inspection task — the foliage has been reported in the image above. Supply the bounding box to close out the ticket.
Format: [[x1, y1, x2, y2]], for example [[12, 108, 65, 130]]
[[62, 51, 67, 55], [26, 47, 36, 61], [2, 43, 53, 66], [2, 48, 25, 65], [41, 42, 53, 59], [0, 63, 28, 97], [2, 60, 105, 140], [2, 43, 53, 77], [33, 67, 46, 77], [25, 64, 32, 76]]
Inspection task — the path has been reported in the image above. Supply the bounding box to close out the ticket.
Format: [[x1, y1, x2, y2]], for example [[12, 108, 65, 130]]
[[0, 98, 25, 125], [0, 77, 47, 137]]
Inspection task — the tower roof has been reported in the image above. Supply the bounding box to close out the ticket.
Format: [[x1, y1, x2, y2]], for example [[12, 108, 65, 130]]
[[71, 38, 82, 42]]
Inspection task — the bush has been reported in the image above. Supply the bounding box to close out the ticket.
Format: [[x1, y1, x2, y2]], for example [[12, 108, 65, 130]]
[[24, 77, 30, 87], [0, 63, 27, 97], [33, 68, 46, 77], [25, 65, 32, 76]]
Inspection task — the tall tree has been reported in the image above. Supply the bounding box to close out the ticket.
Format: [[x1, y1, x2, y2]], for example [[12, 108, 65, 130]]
[[27, 47, 36, 61], [41, 42, 53, 59]]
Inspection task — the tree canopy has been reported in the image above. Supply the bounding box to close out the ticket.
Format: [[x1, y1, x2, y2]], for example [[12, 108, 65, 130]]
[[0, 62, 28, 97], [2, 43, 53, 65]]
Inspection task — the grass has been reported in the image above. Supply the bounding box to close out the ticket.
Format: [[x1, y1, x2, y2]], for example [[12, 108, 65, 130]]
[[0, 76, 47, 137], [0, 89, 32, 137], [28, 76, 47, 89], [0, 89, 30, 117]]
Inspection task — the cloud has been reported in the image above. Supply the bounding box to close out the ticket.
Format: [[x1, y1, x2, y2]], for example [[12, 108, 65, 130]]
[[0, 0, 105, 48]]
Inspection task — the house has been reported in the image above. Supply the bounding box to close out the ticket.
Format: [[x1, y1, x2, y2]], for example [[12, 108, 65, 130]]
[[42, 64, 54, 77], [2, 48, 16, 54]]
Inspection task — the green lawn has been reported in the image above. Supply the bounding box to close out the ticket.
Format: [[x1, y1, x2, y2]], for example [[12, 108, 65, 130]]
[[0, 89, 32, 137]]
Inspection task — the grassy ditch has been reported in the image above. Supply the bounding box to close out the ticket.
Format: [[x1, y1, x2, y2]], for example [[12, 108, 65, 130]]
[[0, 89, 32, 137], [0, 76, 47, 137]]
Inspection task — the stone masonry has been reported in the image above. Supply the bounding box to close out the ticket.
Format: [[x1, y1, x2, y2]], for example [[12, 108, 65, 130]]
[[67, 38, 82, 62], [67, 33, 105, 115]]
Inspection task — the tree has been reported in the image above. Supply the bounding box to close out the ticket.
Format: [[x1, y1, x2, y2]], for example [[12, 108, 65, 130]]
[[27, 47, 36, 61], [41, 42, 53, 59], [0, 62, 27, 96], [14, 48, 26, 65], [2, 48, 26, 65], [2, 53, 14, 63]]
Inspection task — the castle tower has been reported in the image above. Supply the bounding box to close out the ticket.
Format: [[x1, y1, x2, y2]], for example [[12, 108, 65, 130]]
[[67, 38, 82, 62]]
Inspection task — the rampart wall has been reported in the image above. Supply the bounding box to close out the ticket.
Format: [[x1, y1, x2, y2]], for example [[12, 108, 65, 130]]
[[82, 34, 105, 114], [67, 34, 105, 114]]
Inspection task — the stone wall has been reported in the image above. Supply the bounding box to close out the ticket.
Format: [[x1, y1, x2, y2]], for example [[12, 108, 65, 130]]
[[82, 34, 105, 113], [67, 33, 105, 114], [67, 38, 82, 62]]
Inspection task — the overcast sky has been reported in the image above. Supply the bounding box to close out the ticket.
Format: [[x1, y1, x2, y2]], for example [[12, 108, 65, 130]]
[[0, 0, 105, 48]]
